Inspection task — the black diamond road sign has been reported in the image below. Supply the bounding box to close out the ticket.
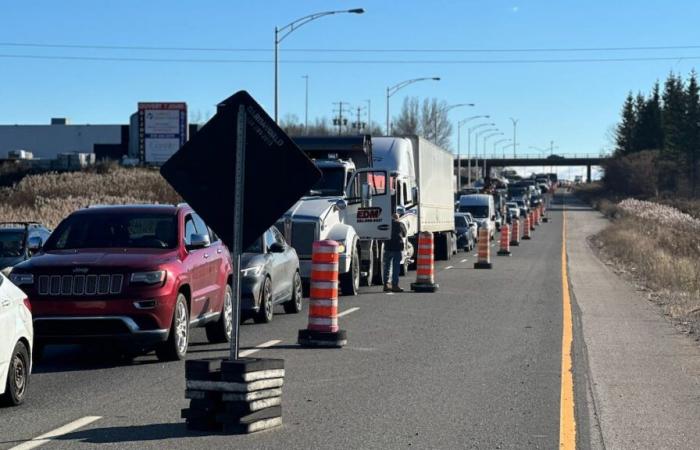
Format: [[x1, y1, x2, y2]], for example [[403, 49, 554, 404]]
[[160, 91, 321, 251]]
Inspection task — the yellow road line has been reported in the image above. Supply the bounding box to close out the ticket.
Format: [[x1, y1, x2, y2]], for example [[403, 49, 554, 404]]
[[560, 201, 576, 448]]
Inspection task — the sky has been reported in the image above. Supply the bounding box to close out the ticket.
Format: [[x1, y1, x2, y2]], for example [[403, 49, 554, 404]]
[[3, 1, 700, 180]]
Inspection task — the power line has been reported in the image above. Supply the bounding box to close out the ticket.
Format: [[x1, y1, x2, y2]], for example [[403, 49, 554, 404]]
[[1, 53, 699, 64], [2, 41, 700, 54]]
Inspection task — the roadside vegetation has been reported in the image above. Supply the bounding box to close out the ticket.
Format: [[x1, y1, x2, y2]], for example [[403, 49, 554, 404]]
[[0, 163, 180, 228]]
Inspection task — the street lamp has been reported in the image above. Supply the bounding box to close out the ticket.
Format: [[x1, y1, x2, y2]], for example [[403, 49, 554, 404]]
[[482, 132, 503, 178], [274, 8, 365, 123], [468, 123, 495, 185], [474, 127, 498, 181], [509, 118, 519, 158], [435, 103, 474, 143], [493, 138, 511, 158], [457, 115, 489, 190], [386, 77, 441, 134]]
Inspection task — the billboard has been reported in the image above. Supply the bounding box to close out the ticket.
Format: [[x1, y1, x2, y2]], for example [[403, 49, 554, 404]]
[[138, 102, 187, 164]]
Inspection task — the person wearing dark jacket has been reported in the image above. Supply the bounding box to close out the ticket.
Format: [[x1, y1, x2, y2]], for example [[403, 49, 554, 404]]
[[383, 213, 407, 292]]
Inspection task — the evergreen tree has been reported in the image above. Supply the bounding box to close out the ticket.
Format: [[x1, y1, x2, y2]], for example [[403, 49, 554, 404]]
[[661, 72, 686, 161], [634, 84, 664, 151], [615, 93, 637, 156], [684, 71, 700, 193]]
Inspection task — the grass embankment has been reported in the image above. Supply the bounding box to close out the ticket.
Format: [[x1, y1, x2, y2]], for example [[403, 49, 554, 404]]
[[578, 185, 700, 336], [0, 165, 180, 228]]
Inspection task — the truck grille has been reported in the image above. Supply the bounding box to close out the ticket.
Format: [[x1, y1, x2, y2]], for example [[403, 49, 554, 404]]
[[291, 221, 317, 258], [37, 274, 124, 296]]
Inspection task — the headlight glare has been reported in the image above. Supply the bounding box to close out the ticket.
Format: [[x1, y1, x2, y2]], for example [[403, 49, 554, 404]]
[[241, 265, 265, 277], [130, 270, 166, 285]]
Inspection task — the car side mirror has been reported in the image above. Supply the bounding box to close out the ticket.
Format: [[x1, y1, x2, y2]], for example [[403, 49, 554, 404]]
[[269, 242, 285, 253], [361, 183, 372, 208], [27, 236, 43, 253], [187, 234, 210, 250]]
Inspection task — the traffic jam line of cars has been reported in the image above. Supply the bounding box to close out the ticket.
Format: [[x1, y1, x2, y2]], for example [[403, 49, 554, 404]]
[[0, 134, 556, 410]]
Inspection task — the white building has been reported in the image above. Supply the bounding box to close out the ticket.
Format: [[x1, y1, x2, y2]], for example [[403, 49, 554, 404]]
[[0, 118, 128, 160]]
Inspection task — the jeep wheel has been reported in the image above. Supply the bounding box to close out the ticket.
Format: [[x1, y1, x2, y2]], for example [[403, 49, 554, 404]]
[[283, 272, 303, 314], [254, 277, 274, 323], [206, 284, 233, 343], [340, 250, 360, 296], [156, 294, 189, 361], [1, 341, 29, 406]]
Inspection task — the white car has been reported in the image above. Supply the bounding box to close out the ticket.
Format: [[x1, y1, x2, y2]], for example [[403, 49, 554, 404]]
[[0, 273, 32, 406]]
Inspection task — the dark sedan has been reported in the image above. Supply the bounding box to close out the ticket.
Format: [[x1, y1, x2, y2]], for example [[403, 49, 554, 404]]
[[241, 226, 303, 324], [454, 213, 476, 252], [0, 222, 51, 275]]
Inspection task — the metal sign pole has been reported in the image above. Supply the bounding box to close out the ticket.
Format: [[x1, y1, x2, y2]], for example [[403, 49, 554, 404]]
[[230, 105, 246, 361]]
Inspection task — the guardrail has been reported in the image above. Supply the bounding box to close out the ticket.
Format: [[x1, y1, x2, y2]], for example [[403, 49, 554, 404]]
[[456, 153, 609, 160]]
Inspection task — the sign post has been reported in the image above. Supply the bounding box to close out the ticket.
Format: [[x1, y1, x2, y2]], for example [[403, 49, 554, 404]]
[[161, 91, 321, 434]]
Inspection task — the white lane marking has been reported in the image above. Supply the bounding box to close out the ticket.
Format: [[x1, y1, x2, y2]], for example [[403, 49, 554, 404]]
[[460, 259, 468, 263], [10, 416, 103, 450], [473, 253, 478, 257], [239, 339, 282, 357], [338, 307, 360, 317], [445, 266, 454, 270]]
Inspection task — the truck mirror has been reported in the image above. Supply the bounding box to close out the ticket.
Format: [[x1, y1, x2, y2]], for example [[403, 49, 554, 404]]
[[335, 199, 348, 210], [412, 186, 419, 203], [361, 183, 372, 208]]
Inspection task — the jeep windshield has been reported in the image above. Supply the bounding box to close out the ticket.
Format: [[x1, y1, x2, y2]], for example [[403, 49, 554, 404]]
[[0, 230, 25, 257], [44, 212, 178, 250], [308, 167, 346, 196]]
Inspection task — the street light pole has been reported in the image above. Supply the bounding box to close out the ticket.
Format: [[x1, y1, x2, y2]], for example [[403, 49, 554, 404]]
[[435, 103, 474, 144], [302, 75, 309, 134], [366, 99, 371, 133], [482, 132, 503, 178], [274, 8, 365, 123], [474, 127, 498, 181], [493, 138, 511, 158], [468, 123, 495, 185], [457, 115, 489, 190], [385, 77, 441, 134], [510, 117, 519, 158]]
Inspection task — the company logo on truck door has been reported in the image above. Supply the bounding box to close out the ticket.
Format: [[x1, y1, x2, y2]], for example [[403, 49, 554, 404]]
[[357, 207, 382, 222]]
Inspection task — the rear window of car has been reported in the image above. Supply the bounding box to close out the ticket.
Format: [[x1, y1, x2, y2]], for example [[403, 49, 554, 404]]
[[0, 230, 25, 257], [44, 212, 178, 250], [454, 216, 468, 227]]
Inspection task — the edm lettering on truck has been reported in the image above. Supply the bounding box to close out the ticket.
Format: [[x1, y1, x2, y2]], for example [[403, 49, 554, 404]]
[[357, 207, 382, 222]]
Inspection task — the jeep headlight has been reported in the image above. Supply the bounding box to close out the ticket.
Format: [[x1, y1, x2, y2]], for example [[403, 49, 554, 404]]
[[241, 265, 264, 278], [130, 270, 166, 285], [9, 272, 33, 286], [336, 240, 346, 253]]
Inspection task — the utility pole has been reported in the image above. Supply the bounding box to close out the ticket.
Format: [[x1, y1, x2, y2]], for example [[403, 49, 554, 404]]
[[333, 101, 349, 135], [510, 118, 519, 158], [353, 106, 367, 134], [302, 75, 309, 134], [366, 99, 371, 133]]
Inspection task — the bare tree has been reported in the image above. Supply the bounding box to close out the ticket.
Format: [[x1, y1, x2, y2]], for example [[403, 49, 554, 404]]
[[392, 97, 420, 135], [420, 98, 453, 150]]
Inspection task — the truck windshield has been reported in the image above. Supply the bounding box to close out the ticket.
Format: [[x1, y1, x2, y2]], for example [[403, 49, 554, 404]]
[[309, 167, 346, 196], [458, 205, 489, 218], [44, 212, 178, 250], [0, 230, 25, 257]]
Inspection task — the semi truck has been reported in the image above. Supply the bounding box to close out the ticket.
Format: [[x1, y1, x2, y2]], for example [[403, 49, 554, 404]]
[[279, 135, 456, 296]]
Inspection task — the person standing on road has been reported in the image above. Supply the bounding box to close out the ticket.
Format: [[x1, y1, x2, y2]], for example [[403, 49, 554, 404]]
[[384, 213, 407, 293]]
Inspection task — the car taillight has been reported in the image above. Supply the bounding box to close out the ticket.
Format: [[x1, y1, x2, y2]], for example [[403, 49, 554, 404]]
[[23, 297, 31, 312]]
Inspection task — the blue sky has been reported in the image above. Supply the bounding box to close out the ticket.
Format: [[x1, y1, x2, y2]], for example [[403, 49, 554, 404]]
[[3, 0, 700, 176]]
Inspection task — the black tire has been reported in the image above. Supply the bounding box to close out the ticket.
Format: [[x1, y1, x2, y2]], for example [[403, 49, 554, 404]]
[[435, 234, 450, 261], [361, 247, 373, 287], [156, 293, 189, 361], [206, 284, 233, 343], [283, 272, 303, 314], [399, 256, 409, 276], [371, 243, 385, 285], [340, 249, 360, 296], [254, 277, 274, 323], [1, 341, 30, 406]]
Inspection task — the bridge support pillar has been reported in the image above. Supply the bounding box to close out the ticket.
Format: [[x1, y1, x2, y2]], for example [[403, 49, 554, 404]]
[[586, 165, 592, 183]]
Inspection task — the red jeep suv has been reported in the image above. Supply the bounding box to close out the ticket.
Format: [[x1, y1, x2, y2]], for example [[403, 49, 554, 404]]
[[9, 204, 233, 361]]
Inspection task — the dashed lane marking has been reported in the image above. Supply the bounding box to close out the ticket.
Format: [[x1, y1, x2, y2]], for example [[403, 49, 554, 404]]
[[338, 307, 360, 317], [239, 339, 282, 357], [445, 266, 454, 270], [10, 416, 103, 450], [460, 259, 468, 263]]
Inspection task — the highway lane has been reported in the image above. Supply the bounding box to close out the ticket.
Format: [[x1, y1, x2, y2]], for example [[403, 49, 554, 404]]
[[0, 201, 566, 450]]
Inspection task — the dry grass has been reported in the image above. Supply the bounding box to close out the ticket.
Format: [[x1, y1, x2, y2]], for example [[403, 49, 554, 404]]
[[0, 166, 181, 228], [592, 199, 700, 336]]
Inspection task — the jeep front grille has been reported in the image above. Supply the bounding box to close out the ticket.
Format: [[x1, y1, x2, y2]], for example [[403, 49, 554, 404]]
[[37, 274, 124, 296]]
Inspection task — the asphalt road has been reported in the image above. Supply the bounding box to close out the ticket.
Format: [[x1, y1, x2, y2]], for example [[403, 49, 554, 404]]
[[0, 201, 566, 450]]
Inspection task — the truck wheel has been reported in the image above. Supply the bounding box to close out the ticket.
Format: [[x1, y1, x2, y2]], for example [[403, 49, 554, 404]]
[[435, 234, 450, 261], [254, 277, 274, 323], [340, 250, 360, 296], [283, 272, 303, 314], [361, 250, 373, 287], [371, 243, 385, 285], [1, 341, 29, 406], [156, 294, 189, 361], [206, 284, 233, 343]]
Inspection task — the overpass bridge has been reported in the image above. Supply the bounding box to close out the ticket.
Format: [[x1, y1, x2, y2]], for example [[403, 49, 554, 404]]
[[454, 154, 608, 184]]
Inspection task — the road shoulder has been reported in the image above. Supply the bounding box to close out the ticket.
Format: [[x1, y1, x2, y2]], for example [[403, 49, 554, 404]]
[[566, 197, 700, 449]]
